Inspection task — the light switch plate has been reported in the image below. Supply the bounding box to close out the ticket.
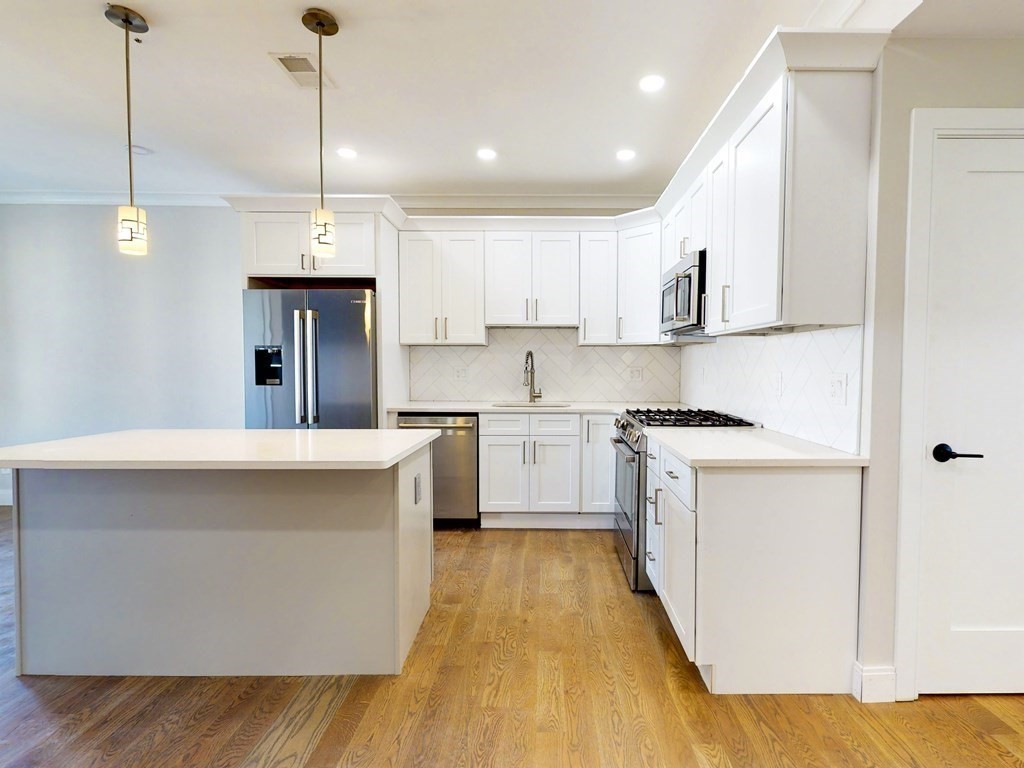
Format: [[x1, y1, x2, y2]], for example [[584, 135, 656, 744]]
[[629, 367, 644, 382], [453, 367, 467, 380], [771, 371, 783, 398], [829, 373, 848, 406]]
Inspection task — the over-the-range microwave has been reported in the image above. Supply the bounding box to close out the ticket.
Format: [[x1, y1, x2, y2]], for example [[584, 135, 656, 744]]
[[660, 249, 707, 335]]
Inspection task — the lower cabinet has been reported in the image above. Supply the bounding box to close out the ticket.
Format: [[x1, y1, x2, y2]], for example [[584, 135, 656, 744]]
[[644, 472, 663, 593], [580, 415, 615, 513], [478, 413, 580, 514], [660, 484, 696, 662]]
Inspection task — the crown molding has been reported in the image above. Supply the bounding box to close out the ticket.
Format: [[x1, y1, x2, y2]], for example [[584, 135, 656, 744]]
[[0, 191, 230, 207]]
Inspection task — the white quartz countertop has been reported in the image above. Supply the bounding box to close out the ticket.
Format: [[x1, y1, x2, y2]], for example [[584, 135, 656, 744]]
[[645, 427, 869, 468], [0, 429, 441, 470], [387, 401, 687, 414]]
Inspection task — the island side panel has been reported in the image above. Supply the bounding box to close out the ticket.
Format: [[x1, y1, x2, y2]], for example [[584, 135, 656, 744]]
[[17, 468, 398, 676], [395, 444, 433, 670]]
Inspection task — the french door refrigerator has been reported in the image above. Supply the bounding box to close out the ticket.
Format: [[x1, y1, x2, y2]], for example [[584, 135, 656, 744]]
[[243, 289, 377, 429]]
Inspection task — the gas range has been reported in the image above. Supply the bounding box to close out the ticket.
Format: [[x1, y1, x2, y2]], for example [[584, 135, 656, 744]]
[[614, 408, 756, 450]]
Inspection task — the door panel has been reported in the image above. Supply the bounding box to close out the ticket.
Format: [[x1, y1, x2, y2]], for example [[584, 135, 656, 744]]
[[705, 146, 730, 335], [243, 290, 306, 429], [578, 233, 618, 344], [484, 232, 531, 325], [581, 416, 615, 513], [917, 136, 1024, 693], [306, 290, 376, 429], [479, 436, 530, 513], [398, 232, 440, 344], [617, 224, 661, 344], [662, 486, 696, 662], [529, 436, 580, 513], [532, 232, 579, 325], [441, 232, 485, 344]]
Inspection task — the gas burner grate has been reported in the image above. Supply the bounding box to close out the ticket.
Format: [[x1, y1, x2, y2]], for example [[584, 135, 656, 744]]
[[624, 408, 754, 428]]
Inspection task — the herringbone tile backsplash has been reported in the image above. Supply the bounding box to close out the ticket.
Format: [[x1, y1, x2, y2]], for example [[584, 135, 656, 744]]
[[679, 326, 863, 453], [409, 329, 682, 402]]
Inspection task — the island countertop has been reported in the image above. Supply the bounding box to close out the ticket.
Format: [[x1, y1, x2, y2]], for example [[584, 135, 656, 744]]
[[0, 428, 441, 471]]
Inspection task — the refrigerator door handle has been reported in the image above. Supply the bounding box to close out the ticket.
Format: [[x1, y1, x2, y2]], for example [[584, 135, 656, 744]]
[[306, 309, 320, 424], [293, 309, 307, 424]]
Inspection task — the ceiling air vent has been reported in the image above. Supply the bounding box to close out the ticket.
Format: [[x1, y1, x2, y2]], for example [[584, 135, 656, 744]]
[[270, 53, 336, 89]]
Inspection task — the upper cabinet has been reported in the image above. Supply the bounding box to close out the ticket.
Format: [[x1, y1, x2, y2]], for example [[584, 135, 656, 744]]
[[242, 212, 376, 277], [398, 231, 486, 345], [578, 232, 618, 345], [484, 232, 580, 326]]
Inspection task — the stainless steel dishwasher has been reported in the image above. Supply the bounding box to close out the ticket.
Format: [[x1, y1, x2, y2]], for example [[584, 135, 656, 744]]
[[397, 414, 479, 527]]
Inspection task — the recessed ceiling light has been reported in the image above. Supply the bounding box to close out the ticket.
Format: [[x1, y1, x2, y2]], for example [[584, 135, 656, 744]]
[[477, 147, 497, 161], [638, 74, 665, 93], [336, 147, 357, 159], [617, 149, 636, 162]]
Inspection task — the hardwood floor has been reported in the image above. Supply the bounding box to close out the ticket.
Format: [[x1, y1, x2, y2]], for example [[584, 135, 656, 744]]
[[0, 505, 1023, 767]]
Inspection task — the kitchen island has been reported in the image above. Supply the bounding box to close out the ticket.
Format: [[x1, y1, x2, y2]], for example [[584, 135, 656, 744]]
[[0, 428, 439, 676]]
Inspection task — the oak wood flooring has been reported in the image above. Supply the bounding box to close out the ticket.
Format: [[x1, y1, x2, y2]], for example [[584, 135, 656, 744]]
[[0, 505, 1022, 767]]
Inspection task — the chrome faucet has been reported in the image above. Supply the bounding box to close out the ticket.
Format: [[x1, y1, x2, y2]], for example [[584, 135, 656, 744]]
[[523, 350, 542, 403]]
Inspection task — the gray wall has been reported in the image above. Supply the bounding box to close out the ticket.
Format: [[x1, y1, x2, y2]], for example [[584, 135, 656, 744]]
[[0, 205, 244, 451], [859, 38, 1024, 669]]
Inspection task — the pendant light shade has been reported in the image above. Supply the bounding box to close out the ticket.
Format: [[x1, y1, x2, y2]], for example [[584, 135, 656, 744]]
[[106, 5, 150, 256], [303, 9, 339, 259]]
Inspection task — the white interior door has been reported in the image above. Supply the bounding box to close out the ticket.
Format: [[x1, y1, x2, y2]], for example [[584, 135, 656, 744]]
[[914, 134, 1024, 693]]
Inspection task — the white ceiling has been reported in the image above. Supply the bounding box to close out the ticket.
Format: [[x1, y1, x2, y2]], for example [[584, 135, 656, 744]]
[[0, 0, 825, 210], [895, 0, 1024, 36]]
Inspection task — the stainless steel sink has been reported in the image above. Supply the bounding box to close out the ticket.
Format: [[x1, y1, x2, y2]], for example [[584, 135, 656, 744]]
[[491, 402, 571, 408]]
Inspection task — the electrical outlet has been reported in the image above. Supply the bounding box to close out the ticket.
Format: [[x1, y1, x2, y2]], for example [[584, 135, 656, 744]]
[[829, 373, 848, 406], [453, 367, 467, 380], [771, 371, 783, 398], [629, 367, 644, 382]]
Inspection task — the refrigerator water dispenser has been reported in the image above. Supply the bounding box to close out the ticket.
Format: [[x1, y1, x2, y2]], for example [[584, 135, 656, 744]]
[[254, 346, 283, 386]]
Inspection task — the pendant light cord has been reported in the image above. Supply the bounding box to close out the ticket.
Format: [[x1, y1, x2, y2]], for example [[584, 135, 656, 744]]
[[318, 22, 325, 211], [124, 18, 134, 208]]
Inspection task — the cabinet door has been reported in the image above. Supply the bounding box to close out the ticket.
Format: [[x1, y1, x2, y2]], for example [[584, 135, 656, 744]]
[[313, 213, 375, 276], [617, 224, 661, 344], [662, 486, 696, 662], [484, 232, 532, 325], [581, 415, 615, 513], [728, 75, 786, 332], [532, 232, 579, 325], [398, 232, 441, 344], [705, 146, 731, 335], [686, 172, 709, 253], [673, 200, 690, 265], [578, 233, 618, 345], [440, 232, 486, 344], [645, 476, 663, 594], [243, 212, 310, 276], [529, 436, 580, 513], [661, 211, 677, 275], [479, 436, 530, 513]]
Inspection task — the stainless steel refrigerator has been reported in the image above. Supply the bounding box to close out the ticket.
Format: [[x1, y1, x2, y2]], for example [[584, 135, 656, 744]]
[[243, 289, 377, 429]]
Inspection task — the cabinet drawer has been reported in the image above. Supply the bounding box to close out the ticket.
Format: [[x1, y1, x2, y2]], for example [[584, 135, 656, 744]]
[[662, 451, 694, 509], [645, 439, 662, 479], [529, 413, 580, 436], [479, 413, 530, 436]]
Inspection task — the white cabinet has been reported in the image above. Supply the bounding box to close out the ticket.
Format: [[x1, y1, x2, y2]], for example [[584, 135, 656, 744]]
[[578, 233, 617, 345], [661, 215, 676, 276], [616, 223, 662, 344], [398, 231, 486, 345], [478, 412, 581, 514], [479, 436, 530, 513], [683, 173, 709, 255], [243, 212, 376, 277], [661, 482, 697, 662], [645, 470, 664, 592], [484, 232, 579, 326], [707, 72, 871, 334], [581, 414, 615, 513]]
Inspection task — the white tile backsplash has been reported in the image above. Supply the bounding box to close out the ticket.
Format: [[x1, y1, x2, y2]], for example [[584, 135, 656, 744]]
[[679, 327, 863, 453], [409, 328, 681, 402]]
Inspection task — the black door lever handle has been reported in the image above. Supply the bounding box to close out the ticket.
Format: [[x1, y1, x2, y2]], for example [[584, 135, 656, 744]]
[[932, 443, 985, 463]]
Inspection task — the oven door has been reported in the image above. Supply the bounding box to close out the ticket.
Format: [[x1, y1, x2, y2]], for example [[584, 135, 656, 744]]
[[660, 270, 696, 334], [611, 436, 640, 557]]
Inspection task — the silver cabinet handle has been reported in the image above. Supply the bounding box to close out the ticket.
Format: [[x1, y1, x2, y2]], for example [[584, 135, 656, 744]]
[[312, 255, 318, 271], [648, 453, 657, 460], [646, 552, 656, 562], [293, 309, 306, 424], [525, 298, 530, 322], [522, 440, 527, 465], [679, 236, 689, 259], [646, 496, 656, 504], [300, 252, 306, 270], [306, 309, 320, 424], [434, 317, 438, 341], [444, 317, 448, 340], [583, 317, 587, 340], [534, 298, 539, 322], [618, 317, 623, 340], [654, 488, 663, 525], [586, 420, 591, 443], [722, 285, 730, 323], [532, 440, 537, 464], [665, 470, 679, 480]]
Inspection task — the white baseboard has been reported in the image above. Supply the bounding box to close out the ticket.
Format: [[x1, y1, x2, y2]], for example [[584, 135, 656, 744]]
[[480, 513, 615, 530], [0, 469, 11, 506], [851, 662, 897, 702]]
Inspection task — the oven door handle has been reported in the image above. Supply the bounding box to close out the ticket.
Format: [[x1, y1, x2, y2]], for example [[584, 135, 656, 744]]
[[610, 437, 636, 463]]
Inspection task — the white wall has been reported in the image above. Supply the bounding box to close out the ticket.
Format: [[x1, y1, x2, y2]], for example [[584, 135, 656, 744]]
[[858, 38, 1024, 670], [409, 329, 681, 403], [0, 205, 244, 450], [679, 327, 863, 454]]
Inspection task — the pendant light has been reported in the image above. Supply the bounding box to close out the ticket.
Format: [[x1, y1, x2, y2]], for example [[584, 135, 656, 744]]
[[302, 9, 339, 260], [105, 5, 149, 256]]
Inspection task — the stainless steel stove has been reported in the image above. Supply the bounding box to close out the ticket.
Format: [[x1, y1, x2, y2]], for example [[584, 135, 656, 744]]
[[611, 408, 756, 591]]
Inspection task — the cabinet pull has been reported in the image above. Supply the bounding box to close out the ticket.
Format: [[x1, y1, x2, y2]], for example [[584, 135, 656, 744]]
[[586, 420, 590, 443], [679, 236, 689, 259], [534, 298, 539, 321], [583, 317, 587, 340], [648, 453, 657, 460], [444, 317, 448, 340], [618, 317, 623, 340], [646, 551, 656, 562], [300, 253, 306, 270], [525, 298, 530, 321], [722, 285, 730, 323], [665, 470, 679, 480], [522, 440, 527, 465], [654, 488, 663, 525], [434, 317, 439, 341], [312, 255, 318, 271], [532, 440, 537, 465], [646, 495, 656, 504]]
